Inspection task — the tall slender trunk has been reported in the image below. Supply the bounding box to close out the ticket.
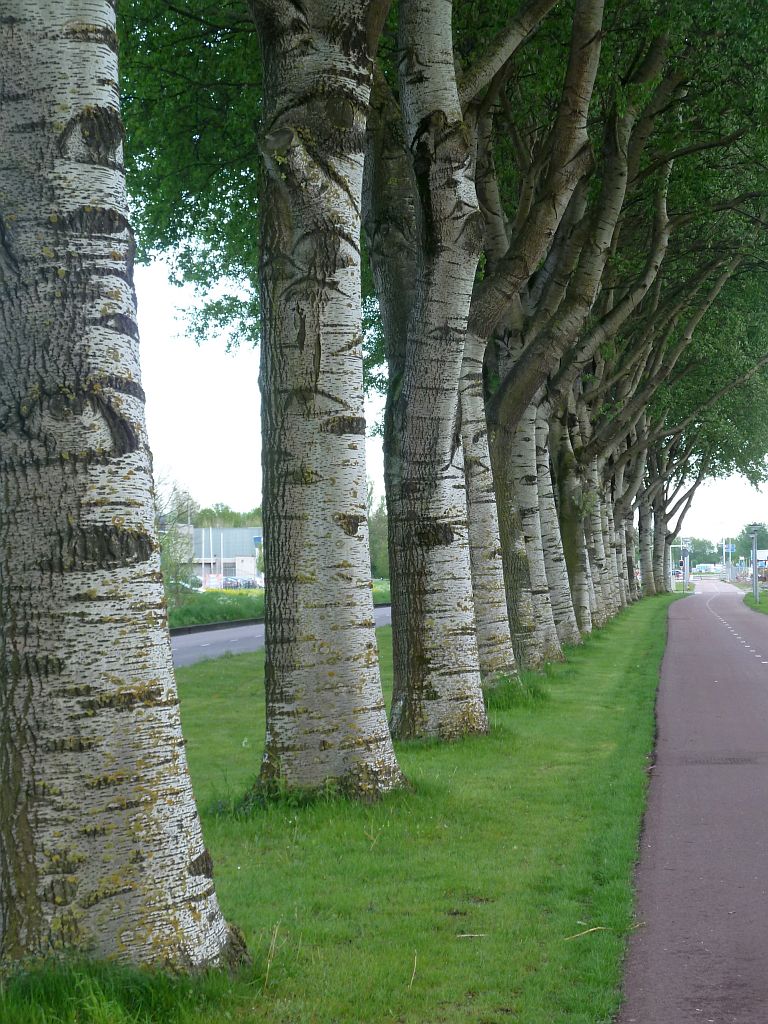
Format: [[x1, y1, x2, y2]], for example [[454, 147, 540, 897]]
[[553, 418, 593, 634], [536, 406, 581, 645], [460, 334, 518, 683], [253, 0, 404, 793], [638, 499, 656, 596], [601, 480, 623, 612], [626, 523, 639, 602], [608, 464, 628, 608], [663, 538, 674, 592], [492, 431, 541, 669], [506, 404, 562, 666], [0, 2, 239, 965], [652, 502, 670, 593], [584, 462, 611, 626], [386, 0, 488, 739]]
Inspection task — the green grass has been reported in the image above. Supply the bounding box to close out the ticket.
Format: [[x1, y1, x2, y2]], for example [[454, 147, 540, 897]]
[[168, 580, 391, 629], [0, 594, 679, 1023], [743, 592, 768, 614]]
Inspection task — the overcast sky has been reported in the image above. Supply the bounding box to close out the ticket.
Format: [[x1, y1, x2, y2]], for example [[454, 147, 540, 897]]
[[136, 262, 767, 543]]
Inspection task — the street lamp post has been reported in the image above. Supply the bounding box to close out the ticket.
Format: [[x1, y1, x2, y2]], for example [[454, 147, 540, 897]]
[[749, 524, 760, 604]]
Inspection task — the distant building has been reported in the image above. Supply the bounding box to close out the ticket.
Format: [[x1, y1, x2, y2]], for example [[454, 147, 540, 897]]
[[192, 526, 263, 587]]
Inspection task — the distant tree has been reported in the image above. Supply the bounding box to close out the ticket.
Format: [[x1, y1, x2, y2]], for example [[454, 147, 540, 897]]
[[687, 538, 719, 567], [369, 497, 389, 578], [735, 523, 768, 560], [194, 503, 262, 527]]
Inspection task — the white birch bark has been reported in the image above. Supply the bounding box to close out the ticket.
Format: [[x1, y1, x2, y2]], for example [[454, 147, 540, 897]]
[[601, 482, 623, 614], [0, 2, 240, 966], [616, 518, 630, 607], [460, 333, 518, 684], [251, 0, 404, 792], [507, 405, 562, 666], [638, 499, 657, 596], [386, 0, 488, 739], [663, 538, 674, 593], [625, 522, 640, 602], [608, 462, 628, 608], [584, 472, 610, 628], [652, 502, 671, 593], [552, 417, 593, 634], [536, 407, 581, 645]]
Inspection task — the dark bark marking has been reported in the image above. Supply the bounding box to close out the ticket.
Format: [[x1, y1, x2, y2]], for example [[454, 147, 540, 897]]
[[56, 206, 131, 237], [63, 24, 118, 52], [321, 415, 365, 435], [334, 512, 364, 536], [90, 311, 138, 339], [57, 106, 124, 166], [188, 848, 214, 878], [222, 924, 250, 967], [14, 653, 64, 677], [83, 683, 170, 713], [91, 392, 139, 456], [0, 212, 20, 279], [45, 735, 98, 753], [325, 95, 355, 129], [51, 525, 155, 573], [186, 883, 216, 905], [417, 521, 456, 547], [313, 331, 321, 387]]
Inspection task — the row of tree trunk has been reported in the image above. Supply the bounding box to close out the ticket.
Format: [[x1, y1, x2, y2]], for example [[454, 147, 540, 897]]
[[3, 0, 766, 972], [256, 0, 758, 799]]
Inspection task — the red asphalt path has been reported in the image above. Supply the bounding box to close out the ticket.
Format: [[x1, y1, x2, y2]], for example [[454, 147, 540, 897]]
[[617, 580, 768, 1023]]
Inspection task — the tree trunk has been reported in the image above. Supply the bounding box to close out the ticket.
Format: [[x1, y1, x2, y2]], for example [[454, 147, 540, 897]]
[[553, 419, 593, 634], [638, 499, 657, 596], [460, 334, 518, 684], [584, 462, 611, 626], [626, 523, 639, 602], [0, 2, 239, 966], [507, 405, 562, 665], [253, 0, 404, 793], [386, 0, 488, 739], [652, 502, 670, 593], [608, 464, 629, 608], [492, 434, 540, 669], [537, 408, 581, 645], [601, 481, 624, 612], [663, 538, 674, 592]]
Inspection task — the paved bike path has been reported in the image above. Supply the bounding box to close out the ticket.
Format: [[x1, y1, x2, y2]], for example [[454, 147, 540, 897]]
[[618, 580, 768, 1023]]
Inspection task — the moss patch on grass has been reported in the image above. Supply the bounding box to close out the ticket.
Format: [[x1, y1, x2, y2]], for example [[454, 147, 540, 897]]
[[1, 594, 679, 1024]]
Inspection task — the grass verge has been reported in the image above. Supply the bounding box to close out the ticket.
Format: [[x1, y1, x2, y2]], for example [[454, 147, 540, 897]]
[[168, 579, 391, 629], [1, 594, 679, 1024], [743, 592, 768, 614]]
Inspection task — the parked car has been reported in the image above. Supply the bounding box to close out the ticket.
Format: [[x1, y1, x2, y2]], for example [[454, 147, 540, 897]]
[[238, 577, 260, 589]]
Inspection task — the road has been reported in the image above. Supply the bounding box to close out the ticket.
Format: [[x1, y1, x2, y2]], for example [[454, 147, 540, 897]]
[[618, 579, 768, 1023], [171, 605, 393, 667]]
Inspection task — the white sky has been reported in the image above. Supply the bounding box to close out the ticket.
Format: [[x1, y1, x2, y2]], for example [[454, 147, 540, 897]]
[[135, 262, 768, 542], [135, 262, 386, 511]]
